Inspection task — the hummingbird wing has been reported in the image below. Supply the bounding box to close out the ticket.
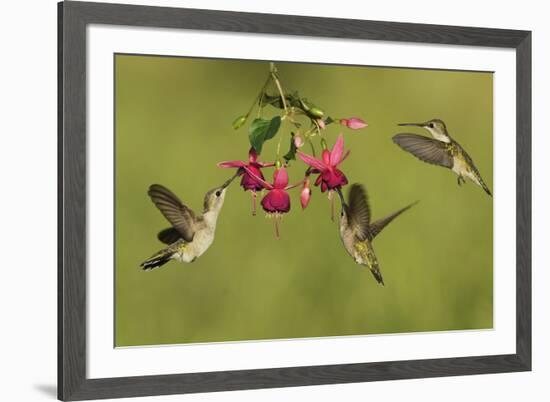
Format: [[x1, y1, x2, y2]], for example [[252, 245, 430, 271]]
[[347, 184, 371, 242], [157, 227, 182, 245], [369, 201, 418, 240], [147, 184, 198, 242], [392, 134, 453, 168]]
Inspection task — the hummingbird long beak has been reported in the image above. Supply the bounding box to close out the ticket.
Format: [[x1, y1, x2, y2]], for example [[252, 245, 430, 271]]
[[334, 187, 346, 207], [398, 122, 425, 127], [221, 171, 239, 189]]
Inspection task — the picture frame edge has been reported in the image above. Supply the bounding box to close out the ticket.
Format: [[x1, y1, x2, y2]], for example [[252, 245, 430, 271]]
[[515, 30, 532, 372], [58, 1, 532, 400]]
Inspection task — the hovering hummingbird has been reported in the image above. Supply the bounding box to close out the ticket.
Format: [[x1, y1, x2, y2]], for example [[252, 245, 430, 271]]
[[336, 184, 417, 285], [393, 119, 492, 196], [140, 174, 237, 270]]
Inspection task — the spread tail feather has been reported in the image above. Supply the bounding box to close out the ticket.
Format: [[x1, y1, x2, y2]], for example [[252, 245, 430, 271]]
[[479, 179, 492, 197], [362, 243, 385, 286], [370, 266, 385, 286], [140, 248, 174, 271]]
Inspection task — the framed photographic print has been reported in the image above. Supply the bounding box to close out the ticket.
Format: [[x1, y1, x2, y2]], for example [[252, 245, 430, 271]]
[[58, 1, 531, 400]]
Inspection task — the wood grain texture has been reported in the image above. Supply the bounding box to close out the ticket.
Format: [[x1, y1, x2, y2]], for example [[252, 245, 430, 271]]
[[58, 1, 532, 400], [65, 1, 528, 47], [66, 354, 527, 401], [59, 1, 88, 399], [515, 32, 532, 370]]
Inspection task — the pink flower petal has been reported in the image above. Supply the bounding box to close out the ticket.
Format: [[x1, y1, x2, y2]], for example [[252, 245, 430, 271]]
[[261, 189, 291, 213], [218, 160, 246, 168], [297, 152, 326, 171], [241, 165, 265, 191], [243, 166, 272, 189], [322, 149, 330, 165], [330, 134, 345, 166], [273, 167, 289, 189]]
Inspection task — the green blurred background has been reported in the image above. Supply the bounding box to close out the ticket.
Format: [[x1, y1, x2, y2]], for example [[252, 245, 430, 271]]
[[115, 55, 493, 347]]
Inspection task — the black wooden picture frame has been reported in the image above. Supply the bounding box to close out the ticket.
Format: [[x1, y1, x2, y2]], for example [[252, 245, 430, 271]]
[[58, 1, 531, 400]]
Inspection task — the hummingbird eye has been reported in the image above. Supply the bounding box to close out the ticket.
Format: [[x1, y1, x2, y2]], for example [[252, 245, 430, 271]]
[[428, 123, 434, 128], [215, 191, 221, 197]]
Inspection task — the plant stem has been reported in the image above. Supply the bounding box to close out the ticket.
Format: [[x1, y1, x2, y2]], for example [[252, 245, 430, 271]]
[[308, 138, 317, 157], [276, 135, 282, 160], [274, 216, 280, 239], [251, 191, 257, 216], [313, 119, 323, 137], [247, 75, 271, 118], [257, 91, 265, 118], [270, 63, 288, 114]]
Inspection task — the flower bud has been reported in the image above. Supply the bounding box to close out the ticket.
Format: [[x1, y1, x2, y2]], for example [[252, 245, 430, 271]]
[[232, 115, 248, 130], [316, 119, 326, 130], [300, 99, 324, 118], [308, 107, 325, 118], [294, 135, 304, 148], [301, 179, 312, 209], [340, 117, 367, 130]]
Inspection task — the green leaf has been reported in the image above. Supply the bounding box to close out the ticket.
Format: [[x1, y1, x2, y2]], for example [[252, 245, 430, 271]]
[[249, 118, 270, 152], [264, 116, 281, 140], [248, 116, 282, 154], [283, 133, 298, 162]]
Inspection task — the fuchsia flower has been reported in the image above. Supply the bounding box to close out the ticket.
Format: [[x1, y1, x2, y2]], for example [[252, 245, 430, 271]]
[[340, 117, 368, 130], [297, 134, 349, 193], [218, 148, 274, 215], [260, 168, 292, 215], [244, 166, 302, 238]]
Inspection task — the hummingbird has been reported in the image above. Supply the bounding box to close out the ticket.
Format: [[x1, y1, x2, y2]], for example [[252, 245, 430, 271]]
[[336, 184, 417, 285], [140, 174, 237, 271], [393, 119, 492, 196]]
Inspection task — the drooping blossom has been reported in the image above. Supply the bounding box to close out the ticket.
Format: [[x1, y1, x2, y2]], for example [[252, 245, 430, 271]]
[[244, 166, 301, 238], [218, 148, 274, 215], [340, 117, 368, 130], [300, 178, 312, 210], [297, 134, 349, 193], [261, 168, 291, 214], [298, 135, 350, 221]]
